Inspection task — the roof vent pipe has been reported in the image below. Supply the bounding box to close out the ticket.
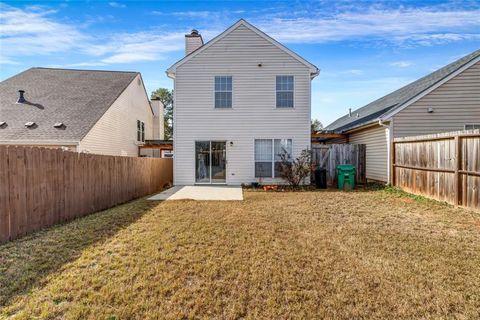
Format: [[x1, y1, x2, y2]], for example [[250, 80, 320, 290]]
[[348, 108, 352, 117], [16, 90, 26, 104]]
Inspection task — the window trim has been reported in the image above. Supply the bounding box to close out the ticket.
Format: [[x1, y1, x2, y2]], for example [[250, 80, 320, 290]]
[[464, 124, 480, 130], [275, 75, 294, 108], [254, 138, 293, 178], [214, 75, 233, 109]]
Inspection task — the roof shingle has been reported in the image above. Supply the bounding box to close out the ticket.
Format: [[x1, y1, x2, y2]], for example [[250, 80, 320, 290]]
[[0, 67, 139, 142], [325, 49, 480, 132]]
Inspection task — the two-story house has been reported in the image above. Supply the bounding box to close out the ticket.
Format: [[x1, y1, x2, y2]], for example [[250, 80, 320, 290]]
[[324, 49, 480, 184], [167, 19, 319, 185]]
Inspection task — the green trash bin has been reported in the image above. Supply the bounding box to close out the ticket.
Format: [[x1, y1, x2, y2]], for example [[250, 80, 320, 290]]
[[336, 164, 356, 191]]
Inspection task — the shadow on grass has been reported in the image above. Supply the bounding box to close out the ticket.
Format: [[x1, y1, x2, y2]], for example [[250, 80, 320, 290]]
[[0, 197, 157, 307]]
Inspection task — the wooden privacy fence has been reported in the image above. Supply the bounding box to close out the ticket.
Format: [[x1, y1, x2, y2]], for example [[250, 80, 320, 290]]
[[311, 143, 366, 186], [392, 129, 479, 211], [0, 146, 173, 242]]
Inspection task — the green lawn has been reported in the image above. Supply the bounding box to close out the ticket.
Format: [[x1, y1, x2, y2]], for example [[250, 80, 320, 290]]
[[1, 189, 479, 319]]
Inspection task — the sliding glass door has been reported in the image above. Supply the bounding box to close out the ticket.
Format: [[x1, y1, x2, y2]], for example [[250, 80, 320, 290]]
[[195, 141, 226, 184]]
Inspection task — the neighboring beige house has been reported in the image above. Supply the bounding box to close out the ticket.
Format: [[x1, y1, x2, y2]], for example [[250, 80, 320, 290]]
[[166, 19, 319, 185], [324, 49, 480, 183], [0, 67, 163, 156]]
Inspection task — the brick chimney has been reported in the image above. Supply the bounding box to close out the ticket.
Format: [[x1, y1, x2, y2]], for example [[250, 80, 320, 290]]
[[185, 29, 203, 55]]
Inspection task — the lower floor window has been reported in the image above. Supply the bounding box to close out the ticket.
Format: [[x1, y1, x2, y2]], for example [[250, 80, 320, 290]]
[[254, 139, 292, 178]]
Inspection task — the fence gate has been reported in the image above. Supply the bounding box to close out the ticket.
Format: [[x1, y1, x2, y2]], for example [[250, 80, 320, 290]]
[[311, 143, 366, 186]]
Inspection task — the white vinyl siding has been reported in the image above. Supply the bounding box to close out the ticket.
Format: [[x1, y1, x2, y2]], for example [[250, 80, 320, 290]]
[[392, 61, 480, 138], [79, 74, 153, 156], [349, 125, 389, 182], [174, 24, 311, 185]]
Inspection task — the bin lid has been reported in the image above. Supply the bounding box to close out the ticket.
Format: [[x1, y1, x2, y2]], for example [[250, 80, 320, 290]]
[[336, 164, 355, 170]]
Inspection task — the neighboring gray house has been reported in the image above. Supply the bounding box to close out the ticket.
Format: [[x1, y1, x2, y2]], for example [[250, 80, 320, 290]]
[[325, 49, 480, 183], [0, 68, 163, 156], [167, 19, 319, 185]]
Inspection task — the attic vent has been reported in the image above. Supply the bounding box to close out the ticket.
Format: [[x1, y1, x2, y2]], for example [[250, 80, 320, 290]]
[[25, 121, 36, 128], [0, 121, 6, 128], [16, 90, 26, 104], [54, 122, 64, 128]]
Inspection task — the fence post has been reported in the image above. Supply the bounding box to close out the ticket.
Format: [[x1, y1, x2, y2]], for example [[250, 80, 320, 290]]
[[391, 141, 396, 186], [454, 136, 461, 206]]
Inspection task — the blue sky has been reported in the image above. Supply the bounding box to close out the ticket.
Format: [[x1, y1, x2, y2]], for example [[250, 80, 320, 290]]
[[1, 0, 479, 126]]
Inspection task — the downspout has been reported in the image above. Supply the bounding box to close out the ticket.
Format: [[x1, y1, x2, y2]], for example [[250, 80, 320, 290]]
[[378, 118, 393, 185]]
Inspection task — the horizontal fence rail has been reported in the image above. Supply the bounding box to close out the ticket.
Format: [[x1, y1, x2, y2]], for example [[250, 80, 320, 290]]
[[0, 146, 173, 242], [392, 129, 479, 211], [312, 143, 366, 186]]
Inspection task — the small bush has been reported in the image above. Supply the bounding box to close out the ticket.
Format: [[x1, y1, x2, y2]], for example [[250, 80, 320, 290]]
[[277, 149, 313, 187]]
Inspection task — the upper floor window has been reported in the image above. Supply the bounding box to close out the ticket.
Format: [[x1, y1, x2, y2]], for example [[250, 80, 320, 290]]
[[276, 76, 294, 108], [137, 120, 145, 142], [214, 76, 232, 108]]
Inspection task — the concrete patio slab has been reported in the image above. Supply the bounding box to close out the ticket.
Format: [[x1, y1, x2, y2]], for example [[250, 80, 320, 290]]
[[148, 186, 243, 201]]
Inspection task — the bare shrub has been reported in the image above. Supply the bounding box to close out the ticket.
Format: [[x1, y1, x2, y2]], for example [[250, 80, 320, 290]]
[[277, 149, 313, 186]]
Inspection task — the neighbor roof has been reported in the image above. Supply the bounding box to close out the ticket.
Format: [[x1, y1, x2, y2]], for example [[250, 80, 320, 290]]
[[0, 67, 140, 142], [166, 19, 319, 79], [325, 49, 480, 132]]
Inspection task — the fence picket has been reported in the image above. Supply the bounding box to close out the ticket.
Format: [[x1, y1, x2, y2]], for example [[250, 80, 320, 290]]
[[312, 143, 366, 186], [393, 129, 479, 212], [0, 146, 172, 242]]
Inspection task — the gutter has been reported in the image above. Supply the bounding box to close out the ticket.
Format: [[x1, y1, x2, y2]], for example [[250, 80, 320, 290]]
[[378, 118, 390, 128], [166, 70, 175, 79]]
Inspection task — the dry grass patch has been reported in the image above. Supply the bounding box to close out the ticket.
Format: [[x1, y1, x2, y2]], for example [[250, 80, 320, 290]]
[[1, 189, 479, 319]]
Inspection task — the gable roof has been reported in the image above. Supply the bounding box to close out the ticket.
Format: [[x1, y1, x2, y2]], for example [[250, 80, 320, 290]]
[[325, 49, 480, 132], [166, 19, 319, 78], [0, 67, 141, 142]]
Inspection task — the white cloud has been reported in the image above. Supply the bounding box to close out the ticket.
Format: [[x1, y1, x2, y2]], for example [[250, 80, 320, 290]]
[[256, 7, 480, 46], [0, 4, 185, 65], [60, 62, 108, 67], [108, 2, 126, 9], [2, 2, 479, 69], [0, 4, 88, 56], [341, 69, 364, 75], [0, 57, 20, 65], [390, 61, 412, 68], [99, 31, 184, 63], [152, 10, 212, 18]]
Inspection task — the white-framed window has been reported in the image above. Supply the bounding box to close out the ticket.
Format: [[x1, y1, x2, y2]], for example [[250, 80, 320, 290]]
[[137, 120, 145, 142], [254, 139, 292, 178], [214, 76, 232, 108], [465, 124, 480, 130], [276, 75, 294, 108]]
